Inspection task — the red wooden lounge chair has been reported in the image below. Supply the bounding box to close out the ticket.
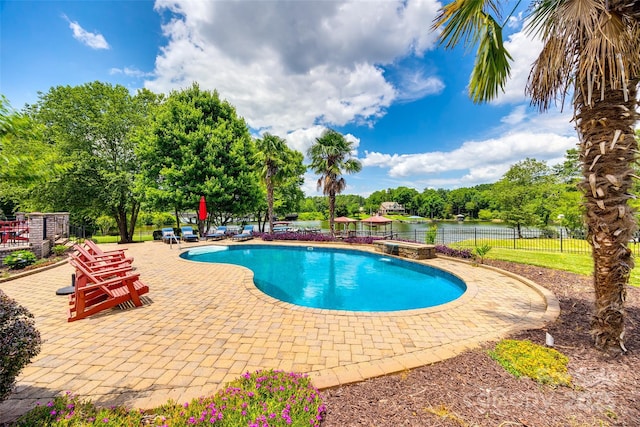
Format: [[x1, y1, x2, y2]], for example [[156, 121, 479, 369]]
[[68, 257, 149, 322], [71, 244, 133, 268], [84, 240, 129, 261], [69, 251, 133, 277]]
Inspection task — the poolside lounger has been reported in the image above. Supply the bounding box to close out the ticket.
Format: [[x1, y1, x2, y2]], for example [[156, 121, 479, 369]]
[[181, 226, 199, 242], [205, 226, 227, 240], [161, 227, 180, 244], [232, 225, 254, 242]]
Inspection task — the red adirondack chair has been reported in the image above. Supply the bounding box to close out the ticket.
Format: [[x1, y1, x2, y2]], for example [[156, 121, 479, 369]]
[[83, 240, 131, 262], [72, 244, 133, 270], [67, 257, 149, 322]]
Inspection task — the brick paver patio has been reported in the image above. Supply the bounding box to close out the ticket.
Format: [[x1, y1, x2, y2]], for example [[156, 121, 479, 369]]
[[0, 240, 558, 423]]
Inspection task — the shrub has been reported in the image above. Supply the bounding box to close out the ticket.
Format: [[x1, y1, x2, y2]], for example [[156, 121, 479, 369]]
[[259, 232, 336, 242], [0, 290, 42, 401], [473, 244, 492, 264], [3, 250, 37, 270], [488, 339, 572, 387], [425, 224, 438, 244], [16, 370, 326, 426], [52, 245, 68, 256], [434, 245, 473, 259], [95, 215, 116, 236]]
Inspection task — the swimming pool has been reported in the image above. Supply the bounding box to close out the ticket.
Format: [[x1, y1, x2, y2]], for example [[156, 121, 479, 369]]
[[181, 245, 466, 312]]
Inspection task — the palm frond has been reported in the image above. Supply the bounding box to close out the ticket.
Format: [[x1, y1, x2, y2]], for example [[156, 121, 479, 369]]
[[433, 0, 501, 50], [527, 35, 576, 111], [578, 11, 640, 105], [469, 13, 513, 103]]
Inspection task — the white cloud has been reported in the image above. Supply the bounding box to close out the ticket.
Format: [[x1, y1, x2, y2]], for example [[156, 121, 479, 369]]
[[63, 15, 110, 50], [285, 126, 327, 156], [109, 67, 153, 78], [146, 0, 442, 134], [362, 129, 578, 186], [284, 126, 361, 159], [394, 69, 445, 102], [500, 105, 528, 125]]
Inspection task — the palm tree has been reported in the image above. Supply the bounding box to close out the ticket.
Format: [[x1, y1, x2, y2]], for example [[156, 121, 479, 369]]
[[308, 129, 363, 236], [255, 133, 298, 234], [433, 0, 639, 351]]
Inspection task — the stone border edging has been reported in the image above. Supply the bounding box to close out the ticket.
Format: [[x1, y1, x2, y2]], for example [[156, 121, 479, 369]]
[[0, 258, 69, 284]]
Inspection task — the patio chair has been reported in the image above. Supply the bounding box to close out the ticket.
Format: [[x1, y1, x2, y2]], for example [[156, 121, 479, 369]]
[[232, 225, 254, 242], [68, 257, 149, 322], [181, 226, 199, 242], [72, 245, 133, 271], [161, 227, 180, 244], [205, 226, 227, 241], [84, 240, 129, 261]]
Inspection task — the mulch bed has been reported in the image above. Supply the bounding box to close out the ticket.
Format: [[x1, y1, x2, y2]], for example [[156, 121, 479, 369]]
[[321, 260, 639, 426]]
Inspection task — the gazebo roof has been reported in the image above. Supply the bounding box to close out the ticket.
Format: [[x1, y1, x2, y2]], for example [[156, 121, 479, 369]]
[[334, 216, 358, 223], [361, 215, 392, 224]]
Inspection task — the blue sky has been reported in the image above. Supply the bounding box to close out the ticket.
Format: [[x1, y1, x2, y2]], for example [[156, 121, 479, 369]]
[[1, 0, 579, 196]]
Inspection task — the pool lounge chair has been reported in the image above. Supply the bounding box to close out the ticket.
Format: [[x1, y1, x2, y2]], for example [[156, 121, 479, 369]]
[[161, 228, 179, 244], [206, 226, 227, 241], [181, 226, 199, 242], [232, 225, 254, 242]]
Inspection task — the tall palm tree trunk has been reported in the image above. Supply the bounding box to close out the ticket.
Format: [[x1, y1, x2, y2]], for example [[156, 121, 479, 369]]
[[577, 80, 639, 351], [329, 191, 336, 236], [266, 175, 275, 234]]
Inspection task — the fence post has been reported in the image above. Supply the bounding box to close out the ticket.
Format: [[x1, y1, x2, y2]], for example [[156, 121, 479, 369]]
[[560, 228, 563, 253], [513, 228, 517, 249], [474, 228, 477, 247]]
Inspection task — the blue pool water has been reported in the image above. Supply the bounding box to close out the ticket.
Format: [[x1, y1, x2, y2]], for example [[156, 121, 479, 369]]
[[180, 245, 466, 312]]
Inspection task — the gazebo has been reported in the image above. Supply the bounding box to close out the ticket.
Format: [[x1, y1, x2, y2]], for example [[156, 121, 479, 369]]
[[361, 215, 393, 237], [333, 216, 359, 236]]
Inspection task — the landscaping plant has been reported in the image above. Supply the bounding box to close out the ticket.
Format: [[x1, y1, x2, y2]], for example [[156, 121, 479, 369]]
[[3, 250, 37, 270], [0, 290, 42, 401], [488, 339, 572, 387], [16, 370, 326, 426], [473, 244, 492, 264], [52, 245, 68, 257]]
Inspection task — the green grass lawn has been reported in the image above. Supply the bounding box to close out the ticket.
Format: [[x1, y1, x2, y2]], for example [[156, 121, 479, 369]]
[[484, 247, 640, 287]]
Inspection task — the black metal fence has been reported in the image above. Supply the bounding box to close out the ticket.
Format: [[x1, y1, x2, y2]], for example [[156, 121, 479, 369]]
[[389, 227, 640, 256]]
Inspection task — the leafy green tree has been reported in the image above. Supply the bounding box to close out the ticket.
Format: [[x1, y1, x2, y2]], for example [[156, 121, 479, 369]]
[[553, 148, 581, 184], [307, 129, 362, 235], [364, 189, 390, 215], [0, 96, 53, 216], [389, 187, 419, 214], [492, 159, 558, 237], [29, 82, 148, 242], [417, 188, 446, 219], [255, 134, 305, 233], [135, 83, 261, 233], [434, 0, 639, 350]]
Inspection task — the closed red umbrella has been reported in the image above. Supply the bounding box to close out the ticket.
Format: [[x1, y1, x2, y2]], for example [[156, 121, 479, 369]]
[[198, 196, 207, 221]]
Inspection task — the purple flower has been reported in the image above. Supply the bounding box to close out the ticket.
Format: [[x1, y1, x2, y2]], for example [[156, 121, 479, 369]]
[[102, 418, 109, 423], [50, 410, 57, 416], [188, 416, 196, 424]]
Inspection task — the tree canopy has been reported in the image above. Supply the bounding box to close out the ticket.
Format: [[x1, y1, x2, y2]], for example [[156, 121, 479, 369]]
[[135, 83, 261, 230]]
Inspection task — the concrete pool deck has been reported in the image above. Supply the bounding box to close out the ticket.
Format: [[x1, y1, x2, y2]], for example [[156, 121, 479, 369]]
[[0, 240, 559, 423]]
